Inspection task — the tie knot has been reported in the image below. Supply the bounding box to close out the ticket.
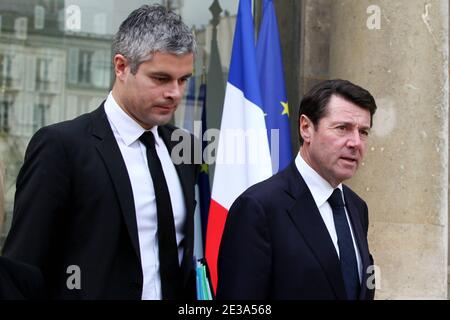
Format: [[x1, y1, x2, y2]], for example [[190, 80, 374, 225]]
[[328, 188, 345, 208], [139, 131, 156, 149]]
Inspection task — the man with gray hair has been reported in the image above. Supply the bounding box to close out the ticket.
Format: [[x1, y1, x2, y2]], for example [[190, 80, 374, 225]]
[[3, 4, 199, 300]]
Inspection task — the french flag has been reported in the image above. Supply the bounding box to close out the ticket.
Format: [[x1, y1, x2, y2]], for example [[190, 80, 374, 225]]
[[205, 0, 273, 293]]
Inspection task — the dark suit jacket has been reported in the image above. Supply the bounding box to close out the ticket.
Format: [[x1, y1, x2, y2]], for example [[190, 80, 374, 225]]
[[2, 104, 199, 299], [0, 256, 46, 300], [217, 162, 375, 300]]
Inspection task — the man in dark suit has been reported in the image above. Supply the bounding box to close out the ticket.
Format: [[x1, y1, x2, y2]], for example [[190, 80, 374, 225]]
[[217, 79, 377, 300], [2, 4, 199, 299], [0, 256, 45, 300]]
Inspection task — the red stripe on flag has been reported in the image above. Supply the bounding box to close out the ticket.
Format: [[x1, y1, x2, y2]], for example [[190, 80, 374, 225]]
[[205, 199, 228, 294]]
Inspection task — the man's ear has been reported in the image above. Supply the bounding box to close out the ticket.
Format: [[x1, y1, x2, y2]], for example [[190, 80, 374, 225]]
[[299, 115, 313, 144], [113, 54, 129, 80]]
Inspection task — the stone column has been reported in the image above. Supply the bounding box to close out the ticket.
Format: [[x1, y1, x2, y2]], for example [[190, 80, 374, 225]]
[[298, 0, 332, 95], [327, 0, 448, 299], [0, 160, 5, 237]]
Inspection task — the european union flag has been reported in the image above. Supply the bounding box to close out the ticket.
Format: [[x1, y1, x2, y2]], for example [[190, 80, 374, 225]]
[[256, 0, 292, 173], [205, 0, 273, 292], [197, 82, 210, 247], [183, 74, 196, 133]]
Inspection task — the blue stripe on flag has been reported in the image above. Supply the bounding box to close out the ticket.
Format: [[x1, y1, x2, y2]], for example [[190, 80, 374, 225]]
[[183, 75, 196, 133], [198, 83, 211, 247], [256, 0, 292, 172], [228, 0, 263, 109]]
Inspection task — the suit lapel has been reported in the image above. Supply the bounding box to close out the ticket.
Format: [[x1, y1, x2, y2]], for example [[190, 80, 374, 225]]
[[284, 163, 347, 299], [343, 187, 371, 299], [90, 104, 141, 262]]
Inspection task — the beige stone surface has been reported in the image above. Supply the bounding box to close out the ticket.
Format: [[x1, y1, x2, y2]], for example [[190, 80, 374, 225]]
[[327, 0, 448, 299], [0, 160, 4, 236], [301, 0, 332, 93], [370, 222, 447, 299]]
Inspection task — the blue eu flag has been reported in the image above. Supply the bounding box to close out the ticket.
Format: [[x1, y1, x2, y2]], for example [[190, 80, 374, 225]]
[[197, 82, 211, 248], [256, 0, 292, 173]]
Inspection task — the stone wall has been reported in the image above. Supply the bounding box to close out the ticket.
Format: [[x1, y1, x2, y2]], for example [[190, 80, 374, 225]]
[[0, 159, 4, 238]]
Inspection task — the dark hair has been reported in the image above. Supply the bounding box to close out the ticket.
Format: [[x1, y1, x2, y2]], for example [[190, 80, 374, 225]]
[[112, 4, 196, 74], [298, 79, 377, 145]]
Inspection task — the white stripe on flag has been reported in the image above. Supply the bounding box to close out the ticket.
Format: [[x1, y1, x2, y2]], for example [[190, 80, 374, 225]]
[[211, 83, 272, 210]]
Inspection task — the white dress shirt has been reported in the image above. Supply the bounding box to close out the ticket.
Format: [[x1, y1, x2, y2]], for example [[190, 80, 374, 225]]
[[295, 153, 362, 282], [104, 92, 186, 299]]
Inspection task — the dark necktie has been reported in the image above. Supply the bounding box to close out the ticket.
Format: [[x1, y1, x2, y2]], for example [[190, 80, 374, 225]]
[[328, 188, 360, 300], [139, 131, 181, 300]]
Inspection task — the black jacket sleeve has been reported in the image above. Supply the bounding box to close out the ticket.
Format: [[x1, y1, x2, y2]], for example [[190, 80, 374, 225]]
[[0, 256, 46, 299], [2, 126, 71, 271]]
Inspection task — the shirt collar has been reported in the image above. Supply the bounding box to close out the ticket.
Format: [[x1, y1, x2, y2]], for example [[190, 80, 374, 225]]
[[104, 92, 161, 147], [294, 152, 344, 208]]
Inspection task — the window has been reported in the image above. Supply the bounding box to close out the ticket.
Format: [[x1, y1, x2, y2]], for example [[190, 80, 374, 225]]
[[34, 5, 45, 30], [78, 50, 94, 85], [33, 103, 46, 132], [0, 54, 12, 86], [0, 53, 16, 92], [0, 93, 14, 134], [36, 57, 51, 91], [14, 17, 28, 40], [68, 47, 110, 89], [0, 102, 9, 133]]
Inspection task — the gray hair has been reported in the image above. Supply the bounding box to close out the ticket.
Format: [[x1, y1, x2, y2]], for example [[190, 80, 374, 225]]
[[112, 4, 196, 74]]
